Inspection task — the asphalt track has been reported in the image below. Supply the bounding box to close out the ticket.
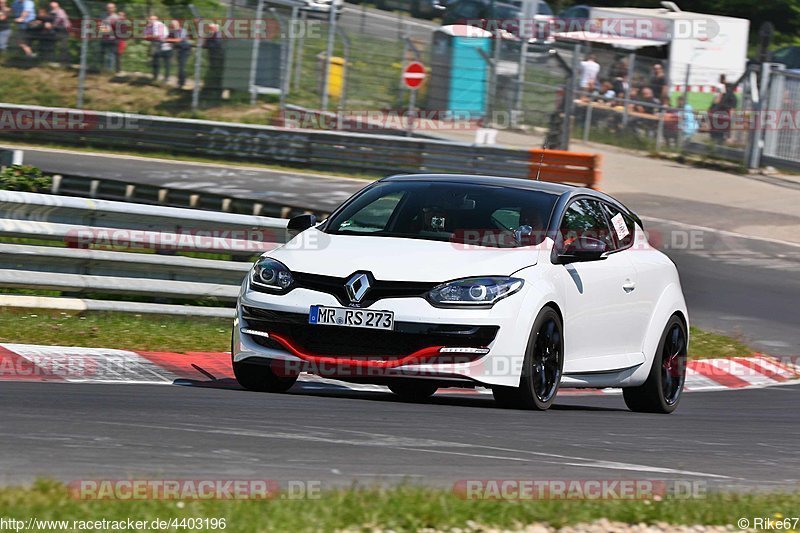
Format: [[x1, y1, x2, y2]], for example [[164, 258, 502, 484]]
[[1, 381, 798, 489]]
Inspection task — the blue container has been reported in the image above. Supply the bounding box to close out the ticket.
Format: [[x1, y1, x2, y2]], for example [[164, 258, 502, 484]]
[[428, 25, 491, 118]]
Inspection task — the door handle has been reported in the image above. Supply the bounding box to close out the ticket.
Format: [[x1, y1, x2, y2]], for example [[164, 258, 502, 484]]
[[622, 280, 636, 293]]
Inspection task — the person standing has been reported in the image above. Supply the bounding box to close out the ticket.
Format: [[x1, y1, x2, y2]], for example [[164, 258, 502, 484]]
[[99, 3, 119, 71], [145, 15, 170, 82], [48, 1, 70, 64], [0, 0, 12, 55], [579, 54, 600, 94], [649, 63, 667, 101], [166, 19, 190, 88], [11, 0, 35, 57], [202, 23, 224, 100]]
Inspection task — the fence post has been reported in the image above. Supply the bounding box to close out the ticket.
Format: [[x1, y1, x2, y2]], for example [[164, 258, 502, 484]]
[[513, 39, 528, 125], [284, 6, 299, 98], [320, 3, 338, 111], [749, 62, 777, 169], [655, 107, 665, 152], [293, 10, 306, 91], [560, 42, 580, 150], [248, 0, 265, 105], [336, 27, 350, 122], [582, 101, 592, 143], [73, 0, 90, 108], [621, 51, 635, 127], [189, 5, 202, 111]]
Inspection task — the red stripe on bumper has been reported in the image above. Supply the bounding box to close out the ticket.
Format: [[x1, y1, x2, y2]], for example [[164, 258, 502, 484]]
[[268, 333, 445, 369]]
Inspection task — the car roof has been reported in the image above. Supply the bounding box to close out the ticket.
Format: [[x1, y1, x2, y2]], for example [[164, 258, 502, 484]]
[[382, 173, 582, 195]]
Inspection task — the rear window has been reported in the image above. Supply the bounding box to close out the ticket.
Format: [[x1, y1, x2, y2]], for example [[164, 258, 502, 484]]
[[325, 181, 558, 248]]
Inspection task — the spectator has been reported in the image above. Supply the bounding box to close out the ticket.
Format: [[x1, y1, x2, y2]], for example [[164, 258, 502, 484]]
[[636, 87, 660, 114], [27, 7, 55, 59], [579, 54, 600, 94], [99, 2, 119, 71], [598, 80, 615, 100], [145, 15, 170, 82], [708, 85, 736, 144], [48, 1, 70, 64], [11, 0, 35, 57], [203, 23, 224, 100], [166, 19, 190, 88], [649, 63, 667, 101], [0, 0, 11, 55], [114, 10, 126, 72]]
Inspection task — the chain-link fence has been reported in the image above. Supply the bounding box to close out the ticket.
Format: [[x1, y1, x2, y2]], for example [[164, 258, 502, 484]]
[[0, 5, 788, 171]]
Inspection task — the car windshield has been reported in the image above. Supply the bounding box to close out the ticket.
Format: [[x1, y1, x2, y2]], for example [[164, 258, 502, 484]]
[[324, 181, 558, 248]]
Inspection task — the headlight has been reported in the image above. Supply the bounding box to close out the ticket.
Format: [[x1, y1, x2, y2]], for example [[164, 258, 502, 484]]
[[427, 277, 524, 306], [251, 258, 293, 291]]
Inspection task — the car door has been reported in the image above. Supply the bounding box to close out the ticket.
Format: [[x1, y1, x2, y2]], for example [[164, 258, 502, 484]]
[[602, 201, 651, 356], [555, 198, 643, 374]]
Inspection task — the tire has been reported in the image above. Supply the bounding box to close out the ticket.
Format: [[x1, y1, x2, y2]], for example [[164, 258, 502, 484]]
[[388, 380, 438, 401], [492, 307, 564, 410], [623, 315, 687, 414]]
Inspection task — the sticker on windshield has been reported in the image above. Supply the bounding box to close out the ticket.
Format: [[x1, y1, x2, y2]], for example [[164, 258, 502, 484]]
[[611, 213, 630, 240]]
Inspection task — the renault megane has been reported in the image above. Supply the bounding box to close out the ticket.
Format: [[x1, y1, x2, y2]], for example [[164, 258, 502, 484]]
[[232, 174, 689, 413]]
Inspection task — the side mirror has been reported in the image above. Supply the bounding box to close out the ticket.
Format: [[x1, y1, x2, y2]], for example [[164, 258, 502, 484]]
[[287, 214, 317, 233], [555, 236, 608, 264]]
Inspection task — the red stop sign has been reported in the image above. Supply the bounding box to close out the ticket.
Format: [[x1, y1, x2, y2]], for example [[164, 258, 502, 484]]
[[402, 61, 427, 90]]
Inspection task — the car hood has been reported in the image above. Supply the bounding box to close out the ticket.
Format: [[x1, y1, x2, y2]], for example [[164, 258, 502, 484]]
[[269, 228, 539, 282]]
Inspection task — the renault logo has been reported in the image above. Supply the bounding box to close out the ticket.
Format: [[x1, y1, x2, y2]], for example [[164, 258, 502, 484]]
[[345, 273, 371, 303]]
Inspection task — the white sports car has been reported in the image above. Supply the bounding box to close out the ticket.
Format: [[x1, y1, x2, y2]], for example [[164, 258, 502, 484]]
[[232, 174, 689, 413]]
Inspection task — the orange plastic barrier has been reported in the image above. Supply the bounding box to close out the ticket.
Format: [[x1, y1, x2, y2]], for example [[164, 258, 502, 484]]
[[528, 149, 602, 189]]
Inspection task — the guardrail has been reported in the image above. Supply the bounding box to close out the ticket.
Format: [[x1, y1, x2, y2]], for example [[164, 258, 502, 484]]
[[0, 190, 288, 317], [0, 103, 533, 178]]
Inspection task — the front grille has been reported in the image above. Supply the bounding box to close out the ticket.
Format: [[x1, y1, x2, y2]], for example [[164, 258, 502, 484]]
[[242, 307, 497, 359], [288, 272, 437, 307]]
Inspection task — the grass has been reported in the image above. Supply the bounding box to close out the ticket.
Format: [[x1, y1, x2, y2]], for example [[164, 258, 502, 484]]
[[0, 307, 756, 359], [0, 480, 798, 531], [689, 326, 754, 360], [0, 307, 231, 353]]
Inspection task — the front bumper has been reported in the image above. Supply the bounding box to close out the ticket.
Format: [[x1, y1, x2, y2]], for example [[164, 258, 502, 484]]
[[233, 278, 530, 387]]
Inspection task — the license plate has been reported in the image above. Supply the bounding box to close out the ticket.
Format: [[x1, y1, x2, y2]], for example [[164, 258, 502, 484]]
[[309, 305, 394, 331]]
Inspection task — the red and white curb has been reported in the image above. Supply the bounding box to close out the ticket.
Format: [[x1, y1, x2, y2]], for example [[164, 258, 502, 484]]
[[0, 344, 797, 397]]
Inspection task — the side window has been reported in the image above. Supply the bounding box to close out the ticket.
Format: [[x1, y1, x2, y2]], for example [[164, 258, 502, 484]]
[[337, 192, 404, 233], [603, 203, 636, 251], [558, 199, 615, 252]]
